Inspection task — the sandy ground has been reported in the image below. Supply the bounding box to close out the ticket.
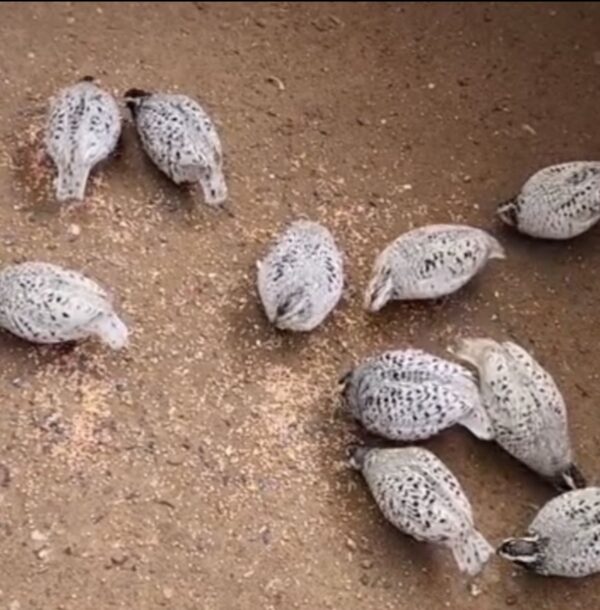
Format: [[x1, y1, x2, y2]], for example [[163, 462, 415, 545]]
[[0, 2, 599, 609]]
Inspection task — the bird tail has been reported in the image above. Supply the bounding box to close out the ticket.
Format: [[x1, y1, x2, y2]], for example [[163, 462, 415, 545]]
[[486, 235, 506, 260], [89, 312, 129, 350], [451, 529, 493, 576], [55, 163, 91, 202]]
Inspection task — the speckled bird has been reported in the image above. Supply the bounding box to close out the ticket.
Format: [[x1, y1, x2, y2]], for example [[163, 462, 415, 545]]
[[498, 162, 600, 239], [452, 338, 585, 490], [0, 262, 128, 349], [364, 224, 505, 311], [349, 446, 493, 576], [257, 220, 343, 332], [340, 349, 493, 441], [499, 487, 600, 577], [45, 76, 121, 202], [124, 89, 227, 207]]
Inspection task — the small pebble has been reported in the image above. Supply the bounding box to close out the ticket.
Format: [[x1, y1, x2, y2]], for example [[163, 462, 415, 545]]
[[110, 551, 128, 566], [0, 464, 10, 488], [163, 587, 174, 600], [34, 547, 50, 561], [259, 525, 271, 545], [31, 530, 47, 543], [469, 583, 482, 597], [67, 224, 81, 240], [346, 537, 357, 551]]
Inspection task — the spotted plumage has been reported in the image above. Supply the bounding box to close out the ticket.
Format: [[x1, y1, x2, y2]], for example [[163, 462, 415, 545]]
[[349, 446, 493, 576], [499, 488, 600, 577], [364, 224, 505, 311], [452, 338, 585, 490], [124, 89, 227, 207], [498, 162, 600, 239], [0, 262, 128, 349], [45, 76, 121, 202], [257, 220, 343, 332], [340, 349, 493, 441]]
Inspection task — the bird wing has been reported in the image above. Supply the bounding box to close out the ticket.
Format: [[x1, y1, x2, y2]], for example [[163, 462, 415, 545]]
[[533, 489, 600, 536], [375, 465, 471, 542], [392, 227, 490, 295]]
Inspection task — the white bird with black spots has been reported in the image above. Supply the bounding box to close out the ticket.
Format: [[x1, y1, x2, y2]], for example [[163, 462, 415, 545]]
[[340, 348, 493, 441], [497, 162, 600, 239], [257, 220, 343, 332], [364, 224, 505, 311], [45, 76, 121, 202], [349, 446, 493, 576], [452, 337, 585, 490], [0, 262, 128, 350], [499, 488, 600, 577], [125, 89, 227, 207]]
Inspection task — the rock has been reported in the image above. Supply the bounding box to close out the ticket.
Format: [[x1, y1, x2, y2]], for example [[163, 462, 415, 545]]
[[360, 559, 373, 570], [345, 537, 357, 551]]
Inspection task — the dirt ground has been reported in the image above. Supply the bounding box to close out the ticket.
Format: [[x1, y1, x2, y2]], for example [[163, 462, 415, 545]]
[[0, 2, 599, 609]]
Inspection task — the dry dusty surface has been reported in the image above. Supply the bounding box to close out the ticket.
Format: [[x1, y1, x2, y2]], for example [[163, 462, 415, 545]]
[[0, 2, 599, 609]]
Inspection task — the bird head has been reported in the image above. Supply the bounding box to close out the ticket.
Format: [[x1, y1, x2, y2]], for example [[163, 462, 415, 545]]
[[364, 264, 394, 312], [553, 463, 587, 492], [497, 197, 520, 227], [123, 88, 151, 116], [199, 165, 228, 207], [273, 288, 312, 331], [497, 534, 547, 571], [346, 445, 371, 471]]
